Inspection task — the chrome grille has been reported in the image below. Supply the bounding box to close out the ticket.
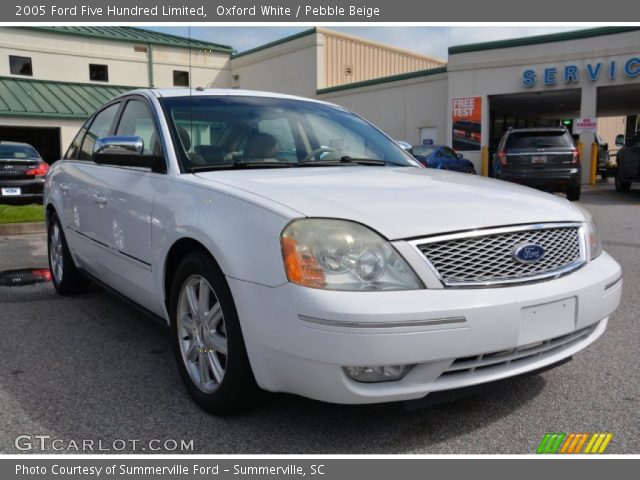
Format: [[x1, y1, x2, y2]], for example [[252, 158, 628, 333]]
[[440, 323, 598, 377], [414, 224, 585, 287]]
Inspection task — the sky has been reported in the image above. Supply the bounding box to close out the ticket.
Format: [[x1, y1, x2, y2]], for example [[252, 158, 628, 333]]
[[145, 26, 585, 59]]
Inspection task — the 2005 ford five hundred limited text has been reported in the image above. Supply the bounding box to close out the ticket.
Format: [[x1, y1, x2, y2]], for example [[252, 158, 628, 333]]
[[44, 89, 622, 413]]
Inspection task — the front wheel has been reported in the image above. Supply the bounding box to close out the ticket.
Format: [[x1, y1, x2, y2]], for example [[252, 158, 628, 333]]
[[566, 185, 581, 201], [615, 169, 631, 193], [169, 251, 261, 414], [47, 212, 90, 295]]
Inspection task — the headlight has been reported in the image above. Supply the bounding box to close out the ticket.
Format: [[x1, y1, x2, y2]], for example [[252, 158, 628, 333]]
[[574, 205, 602, 260], [585, 214, 602, 260], [281, 219, 424, 291]]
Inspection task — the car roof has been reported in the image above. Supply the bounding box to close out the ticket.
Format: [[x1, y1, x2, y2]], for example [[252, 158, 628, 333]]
[[120, 88, 340, 108]]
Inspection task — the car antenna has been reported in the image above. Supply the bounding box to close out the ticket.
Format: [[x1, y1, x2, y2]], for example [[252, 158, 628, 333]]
[[188, 26, 193, 157]]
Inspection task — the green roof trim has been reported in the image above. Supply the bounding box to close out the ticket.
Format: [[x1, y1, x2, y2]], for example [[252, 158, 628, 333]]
[[317, 66, 447, 95], [449, 27, 640, 55], [0, 77, 134, 119], [25, 26, 233, 54], [231, 28, 317, 59]]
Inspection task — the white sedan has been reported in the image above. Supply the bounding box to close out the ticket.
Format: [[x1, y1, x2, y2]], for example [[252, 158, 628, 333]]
[[44, 89, 622, 413]]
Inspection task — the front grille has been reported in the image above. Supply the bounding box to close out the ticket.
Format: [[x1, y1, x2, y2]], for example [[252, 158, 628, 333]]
[[415, 224, 584, 287], [440, 323, 598, 377]]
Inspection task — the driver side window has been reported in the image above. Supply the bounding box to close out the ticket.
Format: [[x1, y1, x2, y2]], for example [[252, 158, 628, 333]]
[[115, 99, 161, 156]]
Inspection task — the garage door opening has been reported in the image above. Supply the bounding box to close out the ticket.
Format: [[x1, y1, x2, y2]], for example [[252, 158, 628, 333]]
[[488, 89, 581, 176], [0, 126, 61, 164]]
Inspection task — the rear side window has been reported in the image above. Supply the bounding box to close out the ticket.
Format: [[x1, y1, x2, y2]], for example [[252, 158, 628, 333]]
[[506, 132, 573, 149], [64, 126, 87, 160], [78, 103, 120, 161]]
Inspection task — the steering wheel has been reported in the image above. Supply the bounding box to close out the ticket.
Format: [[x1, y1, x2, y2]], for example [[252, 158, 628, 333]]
[[302, 146, 338, 162]]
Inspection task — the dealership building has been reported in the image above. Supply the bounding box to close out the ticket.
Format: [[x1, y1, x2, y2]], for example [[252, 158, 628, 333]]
[[0, 26, 638, 183]]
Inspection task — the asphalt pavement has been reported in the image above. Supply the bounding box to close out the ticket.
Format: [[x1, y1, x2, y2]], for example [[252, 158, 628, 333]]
[[0, 180, 638, 454]]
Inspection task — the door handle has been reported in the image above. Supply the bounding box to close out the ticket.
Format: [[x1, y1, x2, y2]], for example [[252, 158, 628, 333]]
[[92, 193, 108, 205]]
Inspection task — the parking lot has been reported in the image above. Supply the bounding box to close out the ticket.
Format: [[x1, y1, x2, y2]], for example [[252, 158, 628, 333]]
[[0, 181, 638, 455]]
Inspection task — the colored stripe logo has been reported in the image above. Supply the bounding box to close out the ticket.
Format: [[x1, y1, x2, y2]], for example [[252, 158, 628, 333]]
[[536, 432, 613, 454]]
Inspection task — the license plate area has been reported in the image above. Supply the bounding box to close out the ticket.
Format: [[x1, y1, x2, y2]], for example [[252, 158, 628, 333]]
[[1, 187, 21, 196], [531, 155, 547, 164], [519, 297, 576, 345]]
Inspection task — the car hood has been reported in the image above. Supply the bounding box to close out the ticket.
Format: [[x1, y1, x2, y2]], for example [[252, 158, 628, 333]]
[[195, 167, 584, 240]]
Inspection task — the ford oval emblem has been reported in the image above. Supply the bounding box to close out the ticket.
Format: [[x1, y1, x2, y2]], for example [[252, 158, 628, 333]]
[[512, 243, 545, 263]]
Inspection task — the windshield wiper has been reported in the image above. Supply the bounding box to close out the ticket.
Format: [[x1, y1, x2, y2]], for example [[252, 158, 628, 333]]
[[298, 156, 388, 167], [190, 156, 391, 172], [189, 161, 297, 173]]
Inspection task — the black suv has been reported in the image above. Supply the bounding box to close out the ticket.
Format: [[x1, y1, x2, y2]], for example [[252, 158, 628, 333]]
[[494, 127, 581, 201], [614, 131, 640, 193]]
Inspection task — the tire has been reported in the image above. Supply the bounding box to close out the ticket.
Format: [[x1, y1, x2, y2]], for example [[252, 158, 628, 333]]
[[566, 185, 581, 201], [615, 169, 631, 193], [169, 251, 261, 414], [47, 211, 90, 295]]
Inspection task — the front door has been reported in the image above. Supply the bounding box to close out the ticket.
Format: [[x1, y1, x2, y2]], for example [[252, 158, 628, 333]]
[[90, 98, 166, 313]]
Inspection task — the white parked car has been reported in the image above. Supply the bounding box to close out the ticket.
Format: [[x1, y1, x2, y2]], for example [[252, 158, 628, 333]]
[[44, 89, 622, 413]]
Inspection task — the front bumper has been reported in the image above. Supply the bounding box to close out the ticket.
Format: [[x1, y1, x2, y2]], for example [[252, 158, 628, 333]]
[[229, 252, 621, 404]]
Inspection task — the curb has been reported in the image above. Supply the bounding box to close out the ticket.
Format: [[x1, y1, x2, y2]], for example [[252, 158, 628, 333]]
[[0, 222, 46, 236]]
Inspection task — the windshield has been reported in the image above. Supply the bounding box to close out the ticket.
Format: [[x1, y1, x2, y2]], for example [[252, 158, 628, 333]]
[[160, 96, 416, 171], [0, 144, 40, 160]]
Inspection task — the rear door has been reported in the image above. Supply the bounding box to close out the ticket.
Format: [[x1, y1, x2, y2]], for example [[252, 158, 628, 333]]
[[59, 102, 121, 269], [505, 131, 575, 168]]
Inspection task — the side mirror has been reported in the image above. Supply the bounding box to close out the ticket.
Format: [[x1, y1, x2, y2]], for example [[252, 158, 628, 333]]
[[456, 153, 463, 159], [93, 136, 165, 172], [615, 134, 625, 147]]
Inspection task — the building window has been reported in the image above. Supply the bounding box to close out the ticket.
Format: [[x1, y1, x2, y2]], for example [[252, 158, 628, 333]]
[[9, 55, 32, 76], [173, 70, 189, 87], [89, 64, 109, 82]]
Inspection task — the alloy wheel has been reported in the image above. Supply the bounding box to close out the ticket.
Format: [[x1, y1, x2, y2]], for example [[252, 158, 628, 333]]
[[177, 275, 228, 393], [49, 223, 64, 284]]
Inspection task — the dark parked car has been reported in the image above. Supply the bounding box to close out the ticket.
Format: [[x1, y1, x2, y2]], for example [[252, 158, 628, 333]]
[[493, 127, 581, 201], [411, 145, 476, 173], [614, 131, 640, 192], [572, 133, 609, 179], [0, 141, 48, 202]]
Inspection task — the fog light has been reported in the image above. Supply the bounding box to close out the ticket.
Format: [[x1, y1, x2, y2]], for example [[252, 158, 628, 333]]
[[343, 364, 414, 383]]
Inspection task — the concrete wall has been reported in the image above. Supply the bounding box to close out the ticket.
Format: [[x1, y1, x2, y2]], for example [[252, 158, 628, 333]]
[[0, 28, 231, 88], [317, 72, 449, 146], [230, 32, 320, 97]]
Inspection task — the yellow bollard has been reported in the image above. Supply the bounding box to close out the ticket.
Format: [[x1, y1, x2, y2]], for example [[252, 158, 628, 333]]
[[481, 146, 489, 177], [590, 142, 598, 185]]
